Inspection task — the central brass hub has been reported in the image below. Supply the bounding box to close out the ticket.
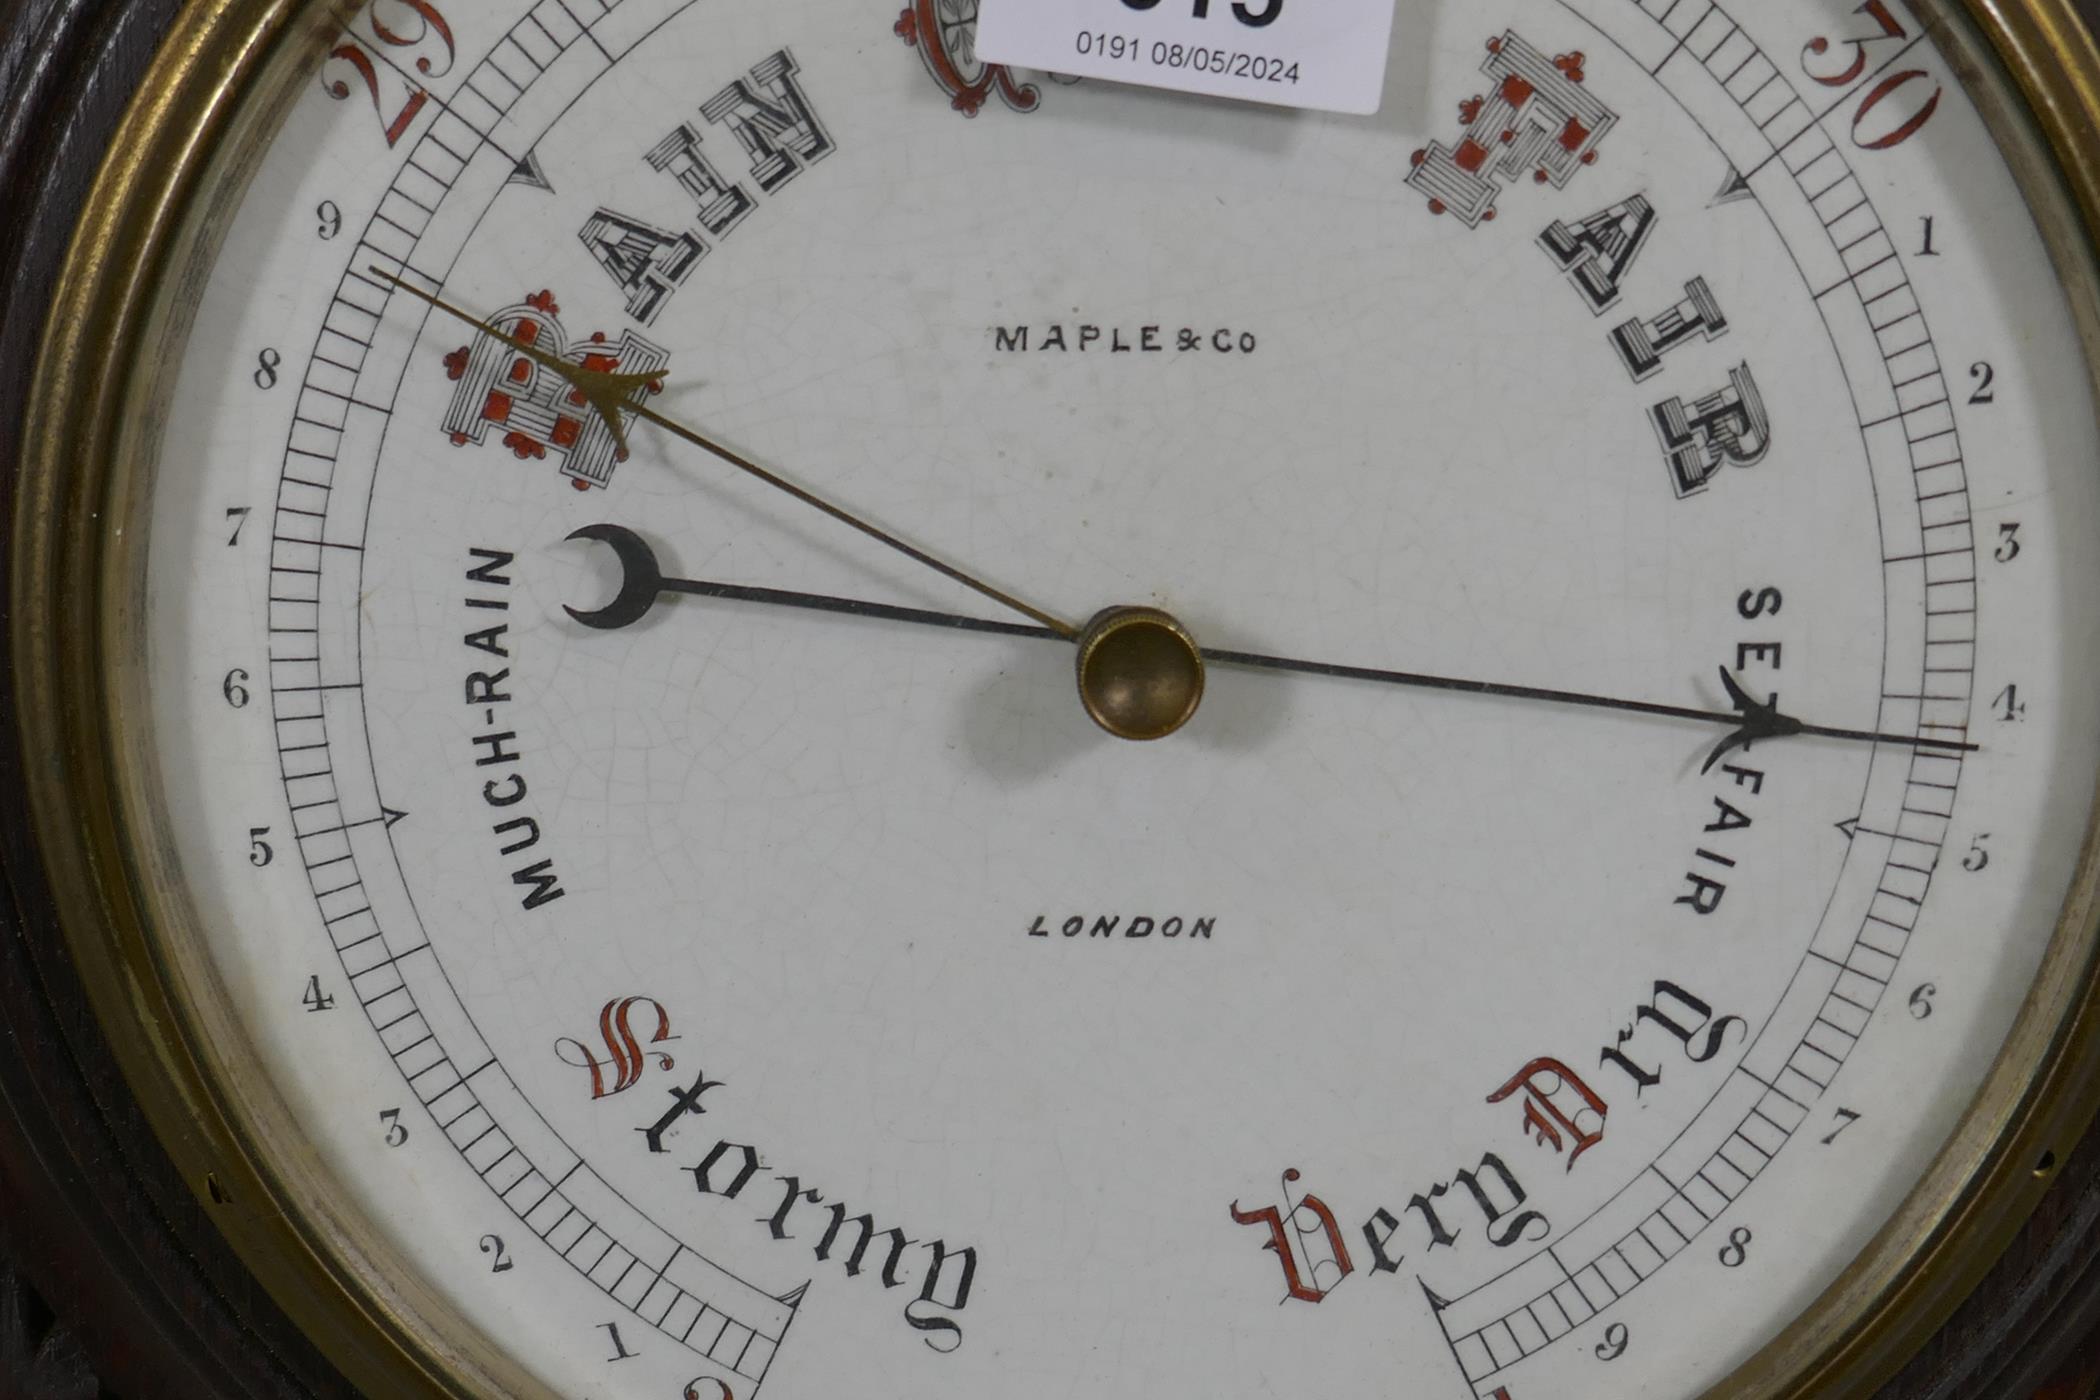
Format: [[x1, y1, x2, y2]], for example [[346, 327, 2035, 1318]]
[[1075, 606, 1206, 741]]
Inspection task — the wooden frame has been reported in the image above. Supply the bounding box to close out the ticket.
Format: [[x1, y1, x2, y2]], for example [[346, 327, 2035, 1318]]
[[4, 2, 2100, 1395]]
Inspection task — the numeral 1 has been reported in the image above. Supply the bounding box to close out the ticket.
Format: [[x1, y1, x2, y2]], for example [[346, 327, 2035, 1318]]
[[600, 1320, 638, 1361]]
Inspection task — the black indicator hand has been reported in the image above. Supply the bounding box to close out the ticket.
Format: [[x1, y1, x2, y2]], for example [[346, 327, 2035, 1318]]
[[565, 524, 1979, 766], [566, 523, 1057, 641]]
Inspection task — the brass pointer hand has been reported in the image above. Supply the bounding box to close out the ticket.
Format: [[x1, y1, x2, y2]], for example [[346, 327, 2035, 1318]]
[[374, 269, 1078, 639], [566, 523, 1981, 769]]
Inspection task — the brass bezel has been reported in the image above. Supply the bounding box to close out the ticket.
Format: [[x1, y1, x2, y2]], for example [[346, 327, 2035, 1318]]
[[14, 2, 2100, 1396], [14, 1, 547, 1395]]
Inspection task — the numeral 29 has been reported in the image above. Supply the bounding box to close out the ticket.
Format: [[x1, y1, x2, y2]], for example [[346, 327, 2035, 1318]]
[[320, 0, 458, 148], [1123, 0, 1283, 29]]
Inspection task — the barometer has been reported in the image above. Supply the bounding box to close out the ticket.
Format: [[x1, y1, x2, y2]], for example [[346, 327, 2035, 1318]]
[[9, 0, 2100, 1394]]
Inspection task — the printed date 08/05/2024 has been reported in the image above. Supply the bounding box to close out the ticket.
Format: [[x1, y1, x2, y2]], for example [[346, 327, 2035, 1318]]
[[1076, 31, 1303, 83]]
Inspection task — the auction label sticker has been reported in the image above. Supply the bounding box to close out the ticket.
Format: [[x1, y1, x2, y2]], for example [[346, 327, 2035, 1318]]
[[973, 0, 1400, 115]]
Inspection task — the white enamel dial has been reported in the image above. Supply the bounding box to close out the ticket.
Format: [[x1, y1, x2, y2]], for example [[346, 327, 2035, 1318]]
[[137, 0, 2100, 1395]]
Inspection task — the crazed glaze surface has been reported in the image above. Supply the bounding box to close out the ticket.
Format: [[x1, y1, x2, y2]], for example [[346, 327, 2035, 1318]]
[[133, 2, 2100, 1394]]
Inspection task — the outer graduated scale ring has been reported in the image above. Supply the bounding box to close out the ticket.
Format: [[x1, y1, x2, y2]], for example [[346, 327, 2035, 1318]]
[[9, 1, 2100, 1397]]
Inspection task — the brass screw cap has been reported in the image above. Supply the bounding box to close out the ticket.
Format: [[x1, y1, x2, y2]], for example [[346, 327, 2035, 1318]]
[[1075, 606, 1206, 741]]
